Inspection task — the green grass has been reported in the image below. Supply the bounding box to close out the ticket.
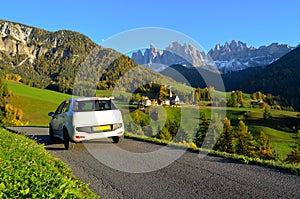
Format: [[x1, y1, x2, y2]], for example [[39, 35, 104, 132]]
[[5, 81, 299, 160], [0, 127, 99, 198], [124, 132, 300, 175], [248, 125, 295, 159], [6, 81, 71, 126], [96, 89, 132, 98]]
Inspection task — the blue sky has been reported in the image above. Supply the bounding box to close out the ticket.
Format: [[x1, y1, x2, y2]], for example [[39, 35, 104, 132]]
[[1, 0, 299, 52]]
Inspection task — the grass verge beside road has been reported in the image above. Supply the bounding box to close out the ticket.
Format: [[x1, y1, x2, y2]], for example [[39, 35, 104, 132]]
[[0, 127, 99, 198], [125, 132, 300, 175]]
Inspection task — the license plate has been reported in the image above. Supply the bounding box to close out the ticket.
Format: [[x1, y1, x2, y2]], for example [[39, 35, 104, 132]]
[[93, 125, 111, 132]]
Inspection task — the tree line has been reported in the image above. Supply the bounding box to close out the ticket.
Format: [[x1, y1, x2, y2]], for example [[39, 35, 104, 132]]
[[127, 108, 278, 161], [0, 78, 27, 126]]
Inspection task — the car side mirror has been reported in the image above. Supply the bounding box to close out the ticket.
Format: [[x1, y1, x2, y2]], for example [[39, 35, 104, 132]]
[[48, 112, 55, 117]]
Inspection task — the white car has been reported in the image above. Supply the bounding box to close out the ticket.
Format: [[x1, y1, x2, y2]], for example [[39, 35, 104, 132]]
[[48, 97, 124, 149]]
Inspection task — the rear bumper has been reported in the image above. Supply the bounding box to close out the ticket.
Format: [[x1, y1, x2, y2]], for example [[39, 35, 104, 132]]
[[71, 127, 124, 142]]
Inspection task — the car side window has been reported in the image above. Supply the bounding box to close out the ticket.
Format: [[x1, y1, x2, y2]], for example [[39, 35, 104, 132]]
[[62, 101, 70, 113], [54, 102, 65, 116]]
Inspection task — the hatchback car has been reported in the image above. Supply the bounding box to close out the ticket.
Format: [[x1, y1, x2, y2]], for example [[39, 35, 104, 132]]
[[48, 97, 124, 149]]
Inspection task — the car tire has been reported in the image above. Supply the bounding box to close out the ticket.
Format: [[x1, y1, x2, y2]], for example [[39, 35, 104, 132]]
[[63, 129, 73, 150], [112, 135, 124, 143], [49, 126, 59, 142], [49, 126, 56, 142]]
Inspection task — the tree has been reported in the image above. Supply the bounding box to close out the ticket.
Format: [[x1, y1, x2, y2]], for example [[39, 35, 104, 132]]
[[204, 113, 223, 150], [156, 126, 172, 141], [173, 127, 189, 142], [251, 91, 264, 101], [159, 85, 169, 100], [191, 91, 195, 104], [286, 130, 300, 163], [193, 113, 210, 147], [233, 120, 256, 158], [228, 91, 238, 107], [257, 131, 277, 160], [142, 125, 153, 137], [214, 117, 234, 153], [263, 105, 272, 120], [0, 78, 9, 99], [135, 93, 141, 102], [167, 120, 180, 139]]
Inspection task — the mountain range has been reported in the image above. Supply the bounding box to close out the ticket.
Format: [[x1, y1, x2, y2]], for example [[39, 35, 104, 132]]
[[208, 40, 294, 73], [239, 46, 300, 110], [132, 40, 294, 73], [0, 20, 191, 96], [132, 42, 209, 72]]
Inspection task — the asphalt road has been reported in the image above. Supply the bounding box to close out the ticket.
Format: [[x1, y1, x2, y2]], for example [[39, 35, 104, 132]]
[[7, 126, 300, 199]]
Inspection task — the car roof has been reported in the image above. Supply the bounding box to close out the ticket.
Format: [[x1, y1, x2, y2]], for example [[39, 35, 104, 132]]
[[71, 97, 112, 102]]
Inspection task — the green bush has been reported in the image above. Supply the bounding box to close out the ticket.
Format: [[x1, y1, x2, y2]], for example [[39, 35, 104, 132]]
[[0, 128, 99, 198]]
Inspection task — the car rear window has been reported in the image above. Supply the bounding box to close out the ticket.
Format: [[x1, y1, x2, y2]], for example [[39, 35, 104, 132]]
[[73, 100, 118, 112]]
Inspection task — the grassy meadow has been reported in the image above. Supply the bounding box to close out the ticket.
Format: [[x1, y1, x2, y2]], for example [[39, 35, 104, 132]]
[[5, 81, 300, 160], [6, 81, 71, 126], [0, 127, 99, 198]]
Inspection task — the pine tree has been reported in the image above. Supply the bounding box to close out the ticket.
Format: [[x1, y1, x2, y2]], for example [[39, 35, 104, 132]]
[[263, 105, 272, 120], [204, 113, 223, 150], [228, 91, 238, 107], [286, 130, 300, 163], [173, 127, 189, 142], [156, 126, 172, 141], [233, 120, 256, 157], [142, 126, 153, 137], [215, 117, 234, 153], [257, 131, 277, 160], [193, 113, 210, 148]]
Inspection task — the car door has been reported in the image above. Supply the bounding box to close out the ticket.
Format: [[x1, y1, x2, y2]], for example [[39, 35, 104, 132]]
[[51, 100, 70, 137]]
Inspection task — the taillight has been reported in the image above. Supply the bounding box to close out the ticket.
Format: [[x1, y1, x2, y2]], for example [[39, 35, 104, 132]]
[[75, 135, 85, 139], [112, 123, 122, 130]]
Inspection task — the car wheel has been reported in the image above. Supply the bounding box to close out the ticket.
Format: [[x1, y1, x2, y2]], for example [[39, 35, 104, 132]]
[[49, 126, 56, 142], [112, 135, 124, 143], [63, 129, 73, 150], [49, 126, 58, 142]]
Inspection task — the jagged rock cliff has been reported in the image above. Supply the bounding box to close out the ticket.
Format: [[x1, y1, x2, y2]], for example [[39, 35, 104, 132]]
[[132, 41, 207, 72], [208, 40, 294, 73], [0, 20, 98, 90], [0, 20, 97, 67]]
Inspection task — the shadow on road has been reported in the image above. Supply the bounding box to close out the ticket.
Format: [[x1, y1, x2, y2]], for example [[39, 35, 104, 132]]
[[5, 126, 66, 151], [26, 134, 66, 151]]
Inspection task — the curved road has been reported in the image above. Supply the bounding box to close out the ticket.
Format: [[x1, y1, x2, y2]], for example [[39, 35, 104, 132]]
[[8, 127, 300, 199]]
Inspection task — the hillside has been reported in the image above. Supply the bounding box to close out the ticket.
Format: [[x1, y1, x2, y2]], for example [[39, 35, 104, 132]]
[[0, 20, 97, 92], [6, 81, 70, 125], [160, 64, 261, 92], [160, 64, 217, 88], [239, 47, 300, 110], [0, 20, 190, 96]]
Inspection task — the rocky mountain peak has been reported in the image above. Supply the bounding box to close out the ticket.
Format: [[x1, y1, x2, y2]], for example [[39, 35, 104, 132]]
[[132, 41, 207, 72], [208, 40, 294, 73], [132, 40, 295, 73], [0, 21, 33, 44]]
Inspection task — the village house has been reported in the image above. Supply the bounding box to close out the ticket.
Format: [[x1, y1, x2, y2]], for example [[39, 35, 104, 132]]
[[136, 86, 181, 108], [250, 100, 264, 108]]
